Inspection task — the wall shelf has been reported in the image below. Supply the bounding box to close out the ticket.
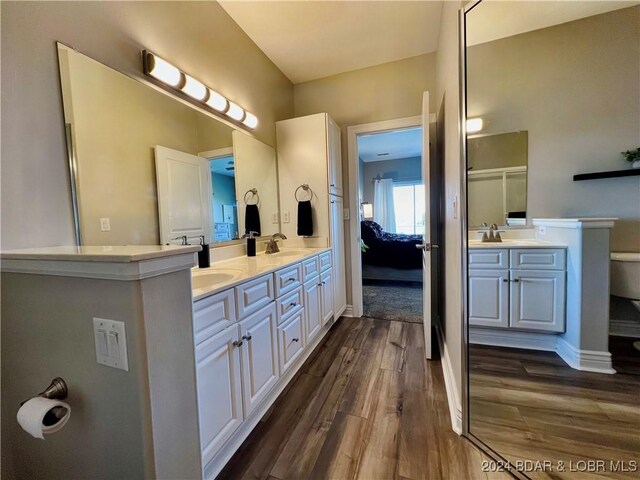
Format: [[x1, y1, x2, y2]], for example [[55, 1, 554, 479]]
[[573, 169, 640, 181]]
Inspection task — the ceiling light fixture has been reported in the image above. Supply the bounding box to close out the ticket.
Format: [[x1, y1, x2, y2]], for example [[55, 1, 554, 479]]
[[466, 117, 484, 134], [142, 50, 258, 130]]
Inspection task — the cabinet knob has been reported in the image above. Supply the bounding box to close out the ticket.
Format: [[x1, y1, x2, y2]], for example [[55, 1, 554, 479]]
[[285, 302, 297, 312], [242, 334, 252, 341], [292, 338, 300, 342], [503, 279, 509, 283], [232, 340, 243, 347], [512, 279, 520, 283], [330, 183, 336, 187]]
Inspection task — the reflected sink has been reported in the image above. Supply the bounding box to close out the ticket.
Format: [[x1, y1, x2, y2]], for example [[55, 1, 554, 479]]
[[192, 270, 243, 289]]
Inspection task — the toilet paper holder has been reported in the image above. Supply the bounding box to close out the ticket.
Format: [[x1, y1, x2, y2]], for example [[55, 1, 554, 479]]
[[21, 377, 69, 426]]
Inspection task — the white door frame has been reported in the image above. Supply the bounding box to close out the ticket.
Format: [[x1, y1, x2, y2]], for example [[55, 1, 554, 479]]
[[347, 114, 435, 318]]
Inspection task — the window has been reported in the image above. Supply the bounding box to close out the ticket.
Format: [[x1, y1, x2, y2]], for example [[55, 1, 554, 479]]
[[393, 182, 425, 235]]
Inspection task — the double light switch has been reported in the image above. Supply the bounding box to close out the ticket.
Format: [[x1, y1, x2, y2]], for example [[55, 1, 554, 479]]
[[93, 318, 129, 371]]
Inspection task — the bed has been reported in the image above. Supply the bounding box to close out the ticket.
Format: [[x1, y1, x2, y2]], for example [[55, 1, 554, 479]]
[[360, 220, 423, 269]]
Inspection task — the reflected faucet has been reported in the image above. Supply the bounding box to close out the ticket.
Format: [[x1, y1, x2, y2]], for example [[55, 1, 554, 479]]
[[481, 224, 503, 243], [265, 233, 288, 254]]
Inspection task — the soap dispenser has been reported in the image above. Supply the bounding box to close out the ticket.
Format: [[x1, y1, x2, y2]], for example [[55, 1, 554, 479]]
[[197, 235, 210, 268], [246, 231, 258, 257]]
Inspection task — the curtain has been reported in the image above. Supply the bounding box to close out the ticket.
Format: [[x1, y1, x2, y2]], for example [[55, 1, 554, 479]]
[[373, 178, 396, 233]]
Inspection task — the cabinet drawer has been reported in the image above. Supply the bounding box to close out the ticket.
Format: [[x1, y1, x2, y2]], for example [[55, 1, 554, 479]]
[[274, 263, 303, 297], [235, 274, 274, 319], [469, 249, 508, 269], [277, 311, 304, 375], [276, 286, 304, 325], [193, 289, 236, 344], [510, 249, 566, 270], [302, 256, 320, 282], [319, 251, 332, 272]]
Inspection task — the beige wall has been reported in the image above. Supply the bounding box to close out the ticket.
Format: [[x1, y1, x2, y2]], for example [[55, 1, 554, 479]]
[[1, 1, 293, 250], [435, 0, 465, 424], [294, 53, 437, 304], [467, 6, 640, 252], [467, 131, 528, 170]]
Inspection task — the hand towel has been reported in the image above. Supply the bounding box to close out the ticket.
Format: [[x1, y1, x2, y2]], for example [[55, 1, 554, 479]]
[[245, 204, 261, 236], [297, 200, 313, 236]]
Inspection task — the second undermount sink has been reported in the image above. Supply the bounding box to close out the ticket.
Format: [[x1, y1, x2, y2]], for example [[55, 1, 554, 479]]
[[192, 270, 244, 289], [267, 249, 308, 258]]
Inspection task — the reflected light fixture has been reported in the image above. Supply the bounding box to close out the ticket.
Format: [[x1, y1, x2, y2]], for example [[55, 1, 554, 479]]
[[466, 117, 484, 134], [142, 50, 258, 129], [182, 74, 207, 101], [362, 202, 373, 219]]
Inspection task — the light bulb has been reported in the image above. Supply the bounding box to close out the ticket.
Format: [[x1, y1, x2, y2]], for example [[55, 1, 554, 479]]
[[242, 112, 258, 129], [226, 101, 245, 122], [181, 74, 207, 101], [206, 89, 228, 112], [146, 53, 182, 87]]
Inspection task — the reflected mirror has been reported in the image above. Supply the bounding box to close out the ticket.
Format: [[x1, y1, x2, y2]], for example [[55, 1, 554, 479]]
[[57, 44, 279, 246], [465, 1, 640, 477]]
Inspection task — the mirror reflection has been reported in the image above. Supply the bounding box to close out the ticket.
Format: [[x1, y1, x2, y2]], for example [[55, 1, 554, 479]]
[[57, 44, 279, 246], [466, 1, 639, 476]]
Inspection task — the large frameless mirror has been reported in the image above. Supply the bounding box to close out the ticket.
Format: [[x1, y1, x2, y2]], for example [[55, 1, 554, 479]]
[[57, 43, 279, 246], [464, 1, 640, 477]]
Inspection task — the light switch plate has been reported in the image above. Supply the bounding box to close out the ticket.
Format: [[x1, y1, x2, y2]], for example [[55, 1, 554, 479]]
[[93, 318, 129, 371], [343, 208, 350, 220], [100, 217, 111, 231], [283, 211, 291, 223]]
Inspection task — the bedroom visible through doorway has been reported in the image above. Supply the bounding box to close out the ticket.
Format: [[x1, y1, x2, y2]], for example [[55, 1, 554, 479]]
[[357, 127, 424, 323]]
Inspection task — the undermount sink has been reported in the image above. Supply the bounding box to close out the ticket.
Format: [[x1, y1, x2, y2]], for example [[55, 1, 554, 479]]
[[192, 270, 243, 289]]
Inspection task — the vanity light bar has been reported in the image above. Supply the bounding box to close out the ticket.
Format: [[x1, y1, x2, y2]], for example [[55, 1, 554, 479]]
[[142, 50, 258, 129]]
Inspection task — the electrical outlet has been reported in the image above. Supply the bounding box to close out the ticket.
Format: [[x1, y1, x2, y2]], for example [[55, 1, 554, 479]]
[[452, 196, 458, 219], [343, 208, 350, 220], [272, 213, 278, 224], [539, 225, 547, 236], [100, 217, 111, 232], [283, 211, 291, 223]]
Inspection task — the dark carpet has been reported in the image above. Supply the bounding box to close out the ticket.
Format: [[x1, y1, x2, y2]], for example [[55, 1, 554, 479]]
[[362, 280, 423, 323]]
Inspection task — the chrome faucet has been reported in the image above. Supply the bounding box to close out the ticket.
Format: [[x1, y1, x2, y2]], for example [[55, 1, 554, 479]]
[[481, 224, 503, 243], [265, 233, 287, 254]]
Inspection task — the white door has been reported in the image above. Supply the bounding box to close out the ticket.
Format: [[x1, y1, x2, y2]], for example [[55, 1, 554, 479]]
[[320, 269, 334, 326], [304, 277, 322, 344], [469, 269, 509, 328], [155, 145, 213, 245], [416, 92, 435, 359], [510, 270, 566, 332], [239, 303, 279, 416], [195, 325, 243, 467]]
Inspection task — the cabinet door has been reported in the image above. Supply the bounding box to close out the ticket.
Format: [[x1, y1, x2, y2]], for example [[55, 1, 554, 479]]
[[239, 303, 279, 416], [510, 270, 566, 332], [277, 310, 305, 375], [320, 269, 334, 326], [468, 269, 509, 328], [327, 117, 342, 196], [195, 325, 243, 467], [304, 277, 322, 344], [330, 198, 347, 317]]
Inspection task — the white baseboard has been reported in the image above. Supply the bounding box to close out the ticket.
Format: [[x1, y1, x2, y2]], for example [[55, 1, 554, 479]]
[[435, 325, 462, 435], [470, 327, 616, 375], [470, 327, 557, 352], [556, 336, 616, 374], [342, 304, 355, 317]]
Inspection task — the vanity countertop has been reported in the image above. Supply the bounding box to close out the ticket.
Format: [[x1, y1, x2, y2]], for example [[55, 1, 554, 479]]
[[0, 245, 202, 262], [469, 239, 567, 249], [192, 247, 330, 301]]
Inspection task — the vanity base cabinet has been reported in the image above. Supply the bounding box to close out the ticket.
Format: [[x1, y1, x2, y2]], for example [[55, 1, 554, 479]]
[[195, 325, 243, 468], [239, 303, 279, 416], [304, 277, 323, 344], [469, 269, 509, 328], [510, 270, 566, 332], [320, 269, 334, 326]]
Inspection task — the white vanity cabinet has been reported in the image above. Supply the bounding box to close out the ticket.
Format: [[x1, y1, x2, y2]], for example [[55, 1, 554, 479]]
[[192, 250, 336, 479], [469, 247, 566, 333]]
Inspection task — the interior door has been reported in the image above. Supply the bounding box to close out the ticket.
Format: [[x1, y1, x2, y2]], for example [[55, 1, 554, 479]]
[[155, 145, 213, 245], [418, 92, 434, 359]]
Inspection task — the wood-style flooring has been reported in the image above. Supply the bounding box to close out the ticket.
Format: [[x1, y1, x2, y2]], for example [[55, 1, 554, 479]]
[[219, 317, 507, 480], [469, 341, 640, 480]]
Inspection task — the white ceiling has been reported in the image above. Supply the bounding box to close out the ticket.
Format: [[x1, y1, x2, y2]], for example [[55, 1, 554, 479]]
[[219, 1, 443, 84], [210, 156, 235, 177], [467, 1, 639, 46], [357, 127, 422, 163]]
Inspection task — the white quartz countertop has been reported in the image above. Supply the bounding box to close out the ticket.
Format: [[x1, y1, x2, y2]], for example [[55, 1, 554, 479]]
[[469, 239, 567, 249], [192, 247, 330, 301], [0, 245, 202, 262]]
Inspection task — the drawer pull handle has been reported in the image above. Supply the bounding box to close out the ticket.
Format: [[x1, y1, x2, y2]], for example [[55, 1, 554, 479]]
[[292, 338, 300, 343], [512, 279, 520, 283], [285, 277, 296, 284], [285, 302, 298, 312], [232, 340, 243, 348], [242, 334, 252, 341]]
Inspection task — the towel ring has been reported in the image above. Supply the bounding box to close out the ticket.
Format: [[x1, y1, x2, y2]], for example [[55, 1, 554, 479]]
[[294, 184, 314, 202], [244, 188, 259, 205]]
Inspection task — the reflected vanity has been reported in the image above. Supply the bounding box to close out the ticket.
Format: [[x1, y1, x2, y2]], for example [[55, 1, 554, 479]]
[[57, 43, 279, 247]]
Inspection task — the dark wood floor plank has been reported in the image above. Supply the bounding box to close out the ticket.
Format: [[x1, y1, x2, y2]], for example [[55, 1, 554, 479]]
[[381, 321, 408, 372]]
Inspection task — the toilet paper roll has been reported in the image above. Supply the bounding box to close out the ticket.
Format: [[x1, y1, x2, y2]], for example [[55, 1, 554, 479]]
[[17, 397, 71, 439]]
